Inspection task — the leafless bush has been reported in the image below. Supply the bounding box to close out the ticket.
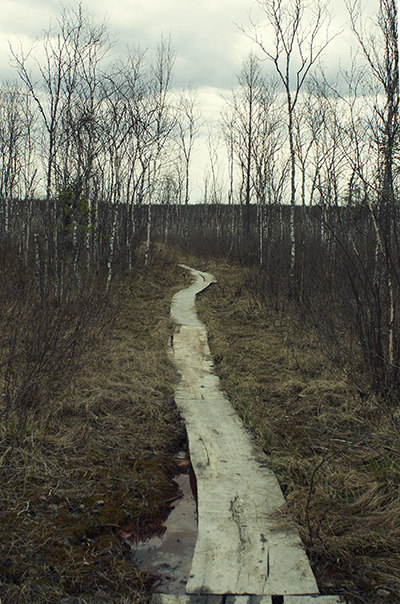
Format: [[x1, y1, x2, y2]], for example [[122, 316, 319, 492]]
[[247, 204, 400, 405], [0, 239, 114, 435]]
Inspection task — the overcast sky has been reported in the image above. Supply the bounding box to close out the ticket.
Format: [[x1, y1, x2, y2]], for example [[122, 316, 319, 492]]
[[0, 0, 380, 201], [0, 0, 262, 89]]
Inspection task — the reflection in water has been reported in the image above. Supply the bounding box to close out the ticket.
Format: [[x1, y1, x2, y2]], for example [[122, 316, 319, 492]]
[[131, 471, 198, 593]]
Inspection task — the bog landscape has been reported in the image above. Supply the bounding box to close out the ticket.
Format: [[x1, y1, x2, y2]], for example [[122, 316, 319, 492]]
[[1, 0, 400, 602]]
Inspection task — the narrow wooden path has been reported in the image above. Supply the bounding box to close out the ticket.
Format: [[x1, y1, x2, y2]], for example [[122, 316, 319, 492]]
[[155, 266, 343, 604]]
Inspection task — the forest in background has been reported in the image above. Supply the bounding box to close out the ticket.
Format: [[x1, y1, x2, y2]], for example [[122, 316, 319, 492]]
[[1, 0, 399, 403]]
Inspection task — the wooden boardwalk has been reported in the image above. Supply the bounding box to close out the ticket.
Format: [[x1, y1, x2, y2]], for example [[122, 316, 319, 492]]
[[155, 267, 343, 604], [153, 596, 343, 604]]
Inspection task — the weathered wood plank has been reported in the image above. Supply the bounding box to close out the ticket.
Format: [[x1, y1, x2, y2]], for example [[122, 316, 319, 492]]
[[169, 267, 321, 596], [226, 597, 345, 604], [152, 595, 345, 604], [282, 598, 345, 604]]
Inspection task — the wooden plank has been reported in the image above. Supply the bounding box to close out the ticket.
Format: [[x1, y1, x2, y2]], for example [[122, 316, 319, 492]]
[[225, 597, 345, 604], [282, 597, 345, 604], [169, 267, 320, 596], [152, 596, 224, 604], [152, 594, 345, 604]]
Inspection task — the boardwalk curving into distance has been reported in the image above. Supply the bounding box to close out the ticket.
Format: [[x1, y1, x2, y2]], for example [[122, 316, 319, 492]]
[[154, 266, 343, 604]]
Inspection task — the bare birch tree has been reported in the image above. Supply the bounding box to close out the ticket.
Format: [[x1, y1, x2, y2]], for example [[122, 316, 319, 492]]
[[0, 82, 37, 236], [9, 3, 110, 293], [346, 0, 400, 390], [223, 54, 265, 233], [249, 0, 335, 286], [178, 88, 200, 246], [222, 54, 285, 262]]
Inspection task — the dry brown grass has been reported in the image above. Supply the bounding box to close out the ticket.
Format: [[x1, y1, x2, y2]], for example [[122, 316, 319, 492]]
[[0, 244, 190, 604], [196, 262, 400, 604]]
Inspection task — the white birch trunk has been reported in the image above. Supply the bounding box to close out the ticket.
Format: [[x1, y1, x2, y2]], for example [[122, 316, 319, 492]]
[[127, 206, 133, 272], [144, 204, 152, 266], [258, 203, 263, 266], [289, 205, 296, 283], [86, 179, 92, 272], [34, 233, 41, 302], [24, 198, 33, 268], [5, 198, 10, 234], [164, 204, 170, 245], [106, 210, 118, 293], [72, 222, 81, 292]]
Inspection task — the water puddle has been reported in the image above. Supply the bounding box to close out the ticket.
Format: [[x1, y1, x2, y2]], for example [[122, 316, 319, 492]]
[[130, 453, 198, 593]]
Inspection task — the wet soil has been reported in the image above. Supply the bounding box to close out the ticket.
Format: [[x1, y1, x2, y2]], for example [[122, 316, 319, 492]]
[[129, 454, 198, 594]]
